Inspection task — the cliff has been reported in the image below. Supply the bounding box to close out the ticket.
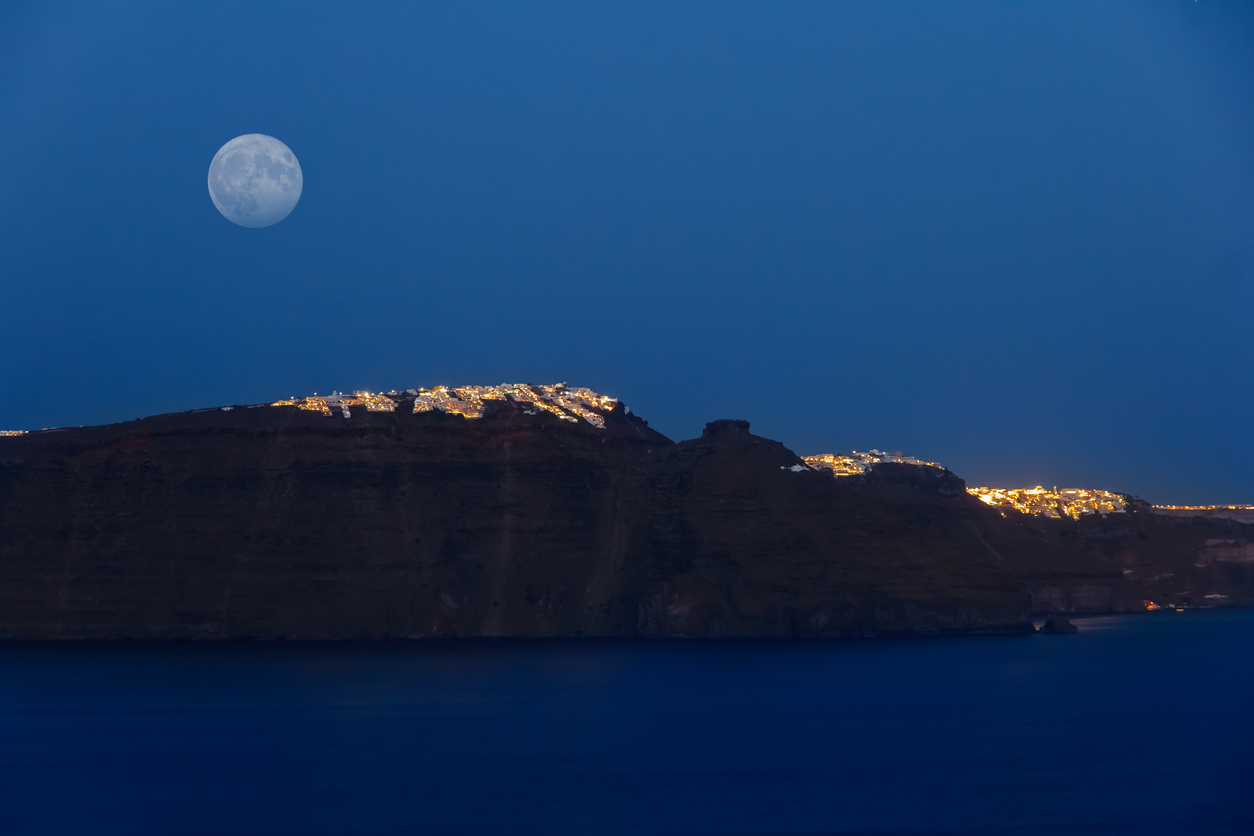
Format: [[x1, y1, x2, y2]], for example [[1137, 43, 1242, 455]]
[[851, 467, 1254, 613], [0, 397, 1035, 639], [970, 496, 1254, 612], [4, 388, 1246, 636]]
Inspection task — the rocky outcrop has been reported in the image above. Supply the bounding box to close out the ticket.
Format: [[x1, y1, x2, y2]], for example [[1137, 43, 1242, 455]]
[[3, 391, 1245, 636], [1039, 616, 1078, 634], [836, 464, 1254, 615], [832, 463, 1139, 615], [981, 497, 1254, 612], [1098, 500, 1254, 609], [0, 400, 1034, 639], [630, 420, 1030, 637]]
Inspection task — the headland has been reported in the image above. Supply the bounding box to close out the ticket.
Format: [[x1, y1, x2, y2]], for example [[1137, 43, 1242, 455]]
[[0, 384, 1248, 639]]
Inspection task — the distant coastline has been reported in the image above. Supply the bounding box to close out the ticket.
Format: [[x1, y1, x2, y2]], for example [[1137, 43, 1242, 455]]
[[1, 385, 1250, 639]]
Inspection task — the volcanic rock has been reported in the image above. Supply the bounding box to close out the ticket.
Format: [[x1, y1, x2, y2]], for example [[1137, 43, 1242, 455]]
[[975, 496, 1254, 613], [0, 396, 1035, 639], [813, 460, 1254, 615], [1039, 617, 1079, 634]]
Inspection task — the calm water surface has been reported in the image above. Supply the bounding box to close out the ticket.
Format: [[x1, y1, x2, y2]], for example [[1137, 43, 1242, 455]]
[[0, 611, 1250, 835]]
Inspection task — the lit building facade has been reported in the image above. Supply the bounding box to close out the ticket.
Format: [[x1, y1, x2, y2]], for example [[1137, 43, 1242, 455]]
[[966, 486, 1127, 519], [272, 383, 617, 428], [803, 450, 944, 477]]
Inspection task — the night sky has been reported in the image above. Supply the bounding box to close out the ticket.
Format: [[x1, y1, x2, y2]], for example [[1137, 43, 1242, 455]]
[[2, 1, 1251, 504]]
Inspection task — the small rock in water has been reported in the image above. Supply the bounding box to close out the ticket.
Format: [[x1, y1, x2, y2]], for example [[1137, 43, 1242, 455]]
[[1039, 617, 1079, 634]]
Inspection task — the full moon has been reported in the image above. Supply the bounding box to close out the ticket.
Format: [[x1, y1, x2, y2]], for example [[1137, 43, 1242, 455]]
[[207, 134, 303, 228]]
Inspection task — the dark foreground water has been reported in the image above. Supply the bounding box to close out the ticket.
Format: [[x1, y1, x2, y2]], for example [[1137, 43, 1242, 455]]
[[1, 612, 1251, 835]]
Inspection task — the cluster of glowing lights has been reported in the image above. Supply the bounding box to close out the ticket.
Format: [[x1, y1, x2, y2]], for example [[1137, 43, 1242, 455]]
[[344, 391, 397, 414], [411, 386, 495, 420], [802, 449, 1131, 521], [1152, 504, 1254, 511], [0, 430, 25, 437], [271, 391, 398, 418], [803, 450, 944, 477], [270, 383, 617, 428], [412, 383, 616, 427], [967, 486, 1127, 519]]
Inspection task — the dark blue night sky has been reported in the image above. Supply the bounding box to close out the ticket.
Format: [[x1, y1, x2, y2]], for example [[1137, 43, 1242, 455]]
[[1, 1, 1251, 504]]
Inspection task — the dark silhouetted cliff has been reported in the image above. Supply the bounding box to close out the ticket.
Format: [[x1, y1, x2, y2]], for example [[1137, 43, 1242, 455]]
[[0, 397, 1033, 638], [2, 390, 1247, 638], [841, 464, 1254, 614]]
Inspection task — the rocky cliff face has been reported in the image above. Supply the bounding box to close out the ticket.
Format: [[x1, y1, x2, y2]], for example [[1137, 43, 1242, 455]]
[[837, 465, 1254, 614], [975, 498, 1254, 612], [1094, 501, 1254, 609], [826, 463, 1142, 615], [4, 391, 1245, 637], [0, 398, 1034, 639]]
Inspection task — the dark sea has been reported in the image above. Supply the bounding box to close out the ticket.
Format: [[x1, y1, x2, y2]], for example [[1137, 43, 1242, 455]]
[[1, 611, 1250, 836]]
